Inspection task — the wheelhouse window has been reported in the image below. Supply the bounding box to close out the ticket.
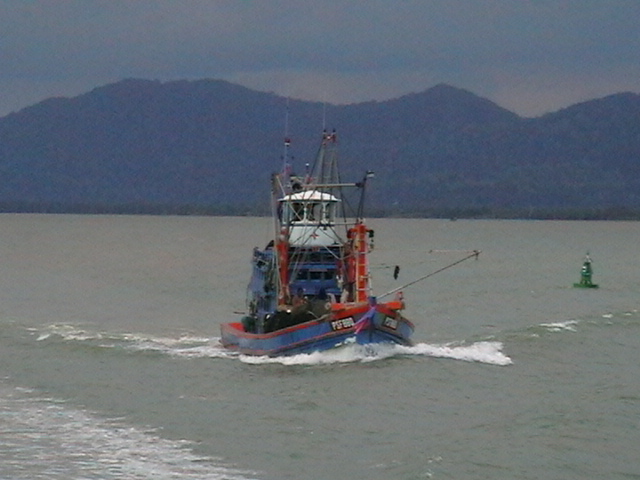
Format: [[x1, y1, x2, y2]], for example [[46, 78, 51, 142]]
[[309, 202, 322, 221], [309, 270, 323, 280], [294, 269, 336, 281], [281, 197, 338, 224], [292, 202, 304, 221]]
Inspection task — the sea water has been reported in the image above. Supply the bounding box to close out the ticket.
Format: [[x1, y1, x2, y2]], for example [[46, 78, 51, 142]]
[[1, 214, 639, 479]]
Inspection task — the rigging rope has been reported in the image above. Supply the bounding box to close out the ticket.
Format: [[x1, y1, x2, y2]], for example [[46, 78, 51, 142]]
[[378, 250, 481, 300]]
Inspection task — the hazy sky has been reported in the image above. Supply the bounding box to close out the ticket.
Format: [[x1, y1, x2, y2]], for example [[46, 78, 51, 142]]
[[2, 0, 639, 117]]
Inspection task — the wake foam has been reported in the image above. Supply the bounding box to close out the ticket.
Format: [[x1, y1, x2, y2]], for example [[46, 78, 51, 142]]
[[400, 341, 513, 365], [239, 341, 512, 366], [33, 323, 236, 359], [0, 385, 258, 480], [31, 324, 511, 365]]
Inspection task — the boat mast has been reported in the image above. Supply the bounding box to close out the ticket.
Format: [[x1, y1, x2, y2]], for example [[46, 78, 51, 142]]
[[273, 101, 293, 305], [271, 172, 289, 305], [282, 98, 292, 192]]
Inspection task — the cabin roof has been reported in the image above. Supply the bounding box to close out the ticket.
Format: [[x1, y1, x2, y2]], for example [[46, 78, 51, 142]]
[[281, 189, 339, 202]]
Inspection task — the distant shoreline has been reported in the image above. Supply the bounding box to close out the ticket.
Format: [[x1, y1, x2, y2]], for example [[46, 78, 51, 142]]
[[1, 203, 639, 221]]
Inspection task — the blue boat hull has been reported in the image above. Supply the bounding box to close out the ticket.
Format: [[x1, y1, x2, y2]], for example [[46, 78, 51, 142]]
[[221, 306, 414, 356]]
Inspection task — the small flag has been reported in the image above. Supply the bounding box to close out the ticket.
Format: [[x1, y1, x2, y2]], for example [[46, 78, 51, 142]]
[[354, 309, 373, 333], [354, 297, 377, 334]]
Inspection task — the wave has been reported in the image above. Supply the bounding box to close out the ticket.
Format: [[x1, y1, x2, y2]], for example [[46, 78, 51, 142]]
[[529, 308, 639, 334], [537, 319, 580, 332], [0, 384, 259, 480], [496, 308, 640, 347]]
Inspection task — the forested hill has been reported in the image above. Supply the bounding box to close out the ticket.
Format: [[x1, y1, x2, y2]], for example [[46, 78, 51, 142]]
[[1, 78, 639, 218]]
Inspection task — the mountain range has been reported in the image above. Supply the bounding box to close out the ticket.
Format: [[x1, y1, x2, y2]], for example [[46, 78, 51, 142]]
[[1, 78, 639, 218]]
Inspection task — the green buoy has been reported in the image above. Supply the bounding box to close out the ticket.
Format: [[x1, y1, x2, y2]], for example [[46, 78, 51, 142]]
[[573, 253, 598, 288]]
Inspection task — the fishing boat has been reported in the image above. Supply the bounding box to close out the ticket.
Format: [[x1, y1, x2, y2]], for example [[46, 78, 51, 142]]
[[220, 130, 415, 356]]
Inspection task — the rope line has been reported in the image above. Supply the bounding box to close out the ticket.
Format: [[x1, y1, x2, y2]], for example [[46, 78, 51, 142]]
[[379, 250, 481, 299]]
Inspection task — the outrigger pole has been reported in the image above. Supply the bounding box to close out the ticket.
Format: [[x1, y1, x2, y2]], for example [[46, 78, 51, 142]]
[[378, 250, 481, 300]]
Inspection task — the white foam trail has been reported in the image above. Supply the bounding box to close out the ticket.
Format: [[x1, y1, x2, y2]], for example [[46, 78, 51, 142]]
[[238, 343, 391, 366], [122, 335, 235, 359], [239, 341, 512, 366], [0, 387, 258, 480], [399, 341, 513, 366], [35, 323, 104, 342], [33, 324, 237, 359], [32, 325, 511, 366]]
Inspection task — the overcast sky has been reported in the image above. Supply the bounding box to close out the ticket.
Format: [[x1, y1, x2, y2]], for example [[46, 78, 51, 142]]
[[2, 0, 639, 117]]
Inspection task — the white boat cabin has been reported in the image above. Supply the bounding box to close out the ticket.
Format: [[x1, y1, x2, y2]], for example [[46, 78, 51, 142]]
[[280, 190, 341, 247]]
